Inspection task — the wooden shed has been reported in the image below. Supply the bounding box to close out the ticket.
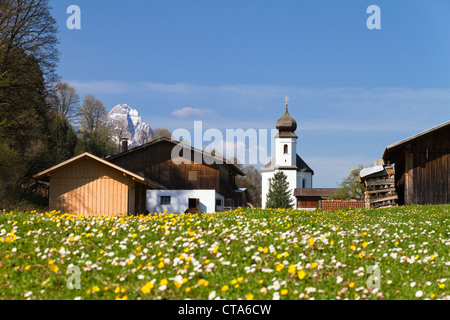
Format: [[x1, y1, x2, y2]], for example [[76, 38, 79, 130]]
[[33, 153, 165, 216], [294, 188, 338, 209], [382, 121, 450, 205]]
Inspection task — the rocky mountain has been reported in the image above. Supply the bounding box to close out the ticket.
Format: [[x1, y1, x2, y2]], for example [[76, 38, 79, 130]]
[[107, 104, 153, 149]]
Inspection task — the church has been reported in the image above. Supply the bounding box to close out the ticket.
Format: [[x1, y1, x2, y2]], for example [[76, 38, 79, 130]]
[[261, 101, 315, 209]]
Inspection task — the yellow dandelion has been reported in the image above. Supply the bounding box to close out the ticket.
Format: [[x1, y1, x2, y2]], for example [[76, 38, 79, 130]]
[[221, 285, 229, 292], [281, 289, 288, 296], [246, 293, 254, 300], [160, 279, 168, 286], [288, 265, 296, 274], [310, 262, 318, 269], [298, 270, 306, 280]]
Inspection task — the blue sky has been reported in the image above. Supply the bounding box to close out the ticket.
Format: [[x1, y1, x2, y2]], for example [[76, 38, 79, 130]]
[[50, 0, 450, 187]]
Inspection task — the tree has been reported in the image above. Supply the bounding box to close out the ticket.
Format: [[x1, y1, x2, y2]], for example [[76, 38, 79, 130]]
[[110, 118, 130, 152], [0, 0, 60, 85], [49, 81, 80, 120], [49, 116, 78, 164], [265, 171, 294, 209], [151, 128, 172, 140], [77, 94, 107, 133], [76, 94, 115, 158], [331, 165, 365, 200], [236, 165, 262, 207]]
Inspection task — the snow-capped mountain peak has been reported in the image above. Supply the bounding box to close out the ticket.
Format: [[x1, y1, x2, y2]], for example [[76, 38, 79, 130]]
[[107, 104, 153, 149]]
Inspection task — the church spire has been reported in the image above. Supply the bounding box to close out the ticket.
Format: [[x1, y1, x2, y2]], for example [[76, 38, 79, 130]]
[[276, 97, 297, 134]]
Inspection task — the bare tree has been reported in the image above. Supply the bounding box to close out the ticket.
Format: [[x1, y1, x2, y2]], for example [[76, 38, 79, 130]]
[[49, 81, 80, 120], [77, 94, 107, 133], [139, 129, 153, 146], [151, 128, 172, 140], [111, 118, 130, 152]]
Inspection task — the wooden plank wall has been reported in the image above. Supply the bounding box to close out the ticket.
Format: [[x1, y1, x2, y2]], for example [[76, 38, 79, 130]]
[[410, 128, 449, 205], [109, 141, 238, 197], [49, 158, 130, 216]]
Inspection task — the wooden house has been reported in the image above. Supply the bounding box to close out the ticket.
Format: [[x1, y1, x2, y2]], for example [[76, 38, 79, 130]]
[[382, 121, 450, 205], [107, 137, 247, 213], [33, 153, 165, 216], [294, 188, 337, 209]]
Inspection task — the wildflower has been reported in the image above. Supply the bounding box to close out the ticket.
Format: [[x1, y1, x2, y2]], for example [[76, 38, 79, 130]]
[[298, 270, 306, 280], [141, 282, 154, 294], [221, 285, 229, 292], [246, 293, 254, 300], [281, 289, 288, 296], [439, 284, 445, 289], [288, 265, 296, 274], [310, 262, 318, 269], [160, 279, 168, 286], [276, 264, 284, 272]]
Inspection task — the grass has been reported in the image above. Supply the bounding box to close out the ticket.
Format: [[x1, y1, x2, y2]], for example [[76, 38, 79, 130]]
[[0, 205, 449, 300]]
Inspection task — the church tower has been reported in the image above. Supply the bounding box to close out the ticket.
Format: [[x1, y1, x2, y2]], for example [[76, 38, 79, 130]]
[[261, 99, 314, 209], [275, 103, 298, 167]]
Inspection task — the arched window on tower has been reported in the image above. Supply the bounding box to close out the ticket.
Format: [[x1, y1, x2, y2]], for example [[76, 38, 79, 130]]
[[284, 144, 288, 154]]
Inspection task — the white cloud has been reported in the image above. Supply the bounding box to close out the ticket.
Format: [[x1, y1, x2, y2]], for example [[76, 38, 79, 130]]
[[171, 107, 216, 118], [67, 80, 134, 94]]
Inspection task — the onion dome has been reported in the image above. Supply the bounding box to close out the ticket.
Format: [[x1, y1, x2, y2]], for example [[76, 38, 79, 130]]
[[276, 107, 297, 133]]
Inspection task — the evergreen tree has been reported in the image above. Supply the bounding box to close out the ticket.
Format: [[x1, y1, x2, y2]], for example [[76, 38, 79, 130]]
[[50, 116, 78, 164], [265, 171, 294, 209]]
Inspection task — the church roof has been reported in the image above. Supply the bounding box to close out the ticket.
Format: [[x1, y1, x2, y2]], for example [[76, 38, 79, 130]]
[[276, 107, 297, 133], [262, 155, 314, 174]]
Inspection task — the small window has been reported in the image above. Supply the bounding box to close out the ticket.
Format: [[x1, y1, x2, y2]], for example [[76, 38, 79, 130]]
[[284, 144, 288, 154], [302, 179, 306, 189], [160, 196, 171, 205], [216, 199, 222, 206], [188, 170, 198, 181]]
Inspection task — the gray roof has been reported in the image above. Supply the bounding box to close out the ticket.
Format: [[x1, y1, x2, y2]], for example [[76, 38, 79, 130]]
[[262, 154, 314, 174], [383, 121, 450, 160]]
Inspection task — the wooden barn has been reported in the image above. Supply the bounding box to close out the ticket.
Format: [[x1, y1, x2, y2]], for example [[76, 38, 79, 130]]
[[382, 121, 450, 205], [107, 137, 248, 213], [33, 153, 165, 216]]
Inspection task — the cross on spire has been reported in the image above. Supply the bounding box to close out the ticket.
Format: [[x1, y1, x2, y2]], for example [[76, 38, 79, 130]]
[[285, 96, 289, 107]]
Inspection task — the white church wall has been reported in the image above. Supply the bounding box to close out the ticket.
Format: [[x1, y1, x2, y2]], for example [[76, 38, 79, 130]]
[[275, 137, 297, 167]]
